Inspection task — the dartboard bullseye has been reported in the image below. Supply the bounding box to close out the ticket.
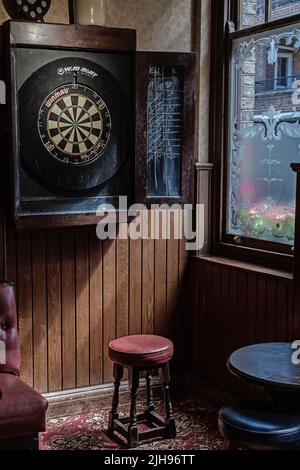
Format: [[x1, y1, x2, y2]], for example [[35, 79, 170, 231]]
[[38, 84, 112, 166]]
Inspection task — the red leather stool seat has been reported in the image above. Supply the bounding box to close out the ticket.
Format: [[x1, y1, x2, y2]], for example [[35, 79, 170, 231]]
[[0, 374, 48, 439], [109, 335, 174, 368]]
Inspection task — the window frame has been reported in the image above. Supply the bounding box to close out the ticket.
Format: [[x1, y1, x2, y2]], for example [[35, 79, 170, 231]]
[[209, 0, 300, 272], [274, 52, 293, 89]]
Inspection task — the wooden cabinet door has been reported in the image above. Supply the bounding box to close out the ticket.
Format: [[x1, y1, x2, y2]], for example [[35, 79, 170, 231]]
[[135, 52, 196, 207]]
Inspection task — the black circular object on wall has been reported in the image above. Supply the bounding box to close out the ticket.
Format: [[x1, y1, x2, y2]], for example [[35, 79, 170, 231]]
[[3, 0, 51, 21], [19, 57, 129, 191]]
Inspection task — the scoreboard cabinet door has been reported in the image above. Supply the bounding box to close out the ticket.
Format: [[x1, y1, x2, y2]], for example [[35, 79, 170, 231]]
[[135, 52, 196, 207]]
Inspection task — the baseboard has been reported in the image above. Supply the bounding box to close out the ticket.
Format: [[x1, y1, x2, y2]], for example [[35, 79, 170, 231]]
[[44, 377, 162, 419]]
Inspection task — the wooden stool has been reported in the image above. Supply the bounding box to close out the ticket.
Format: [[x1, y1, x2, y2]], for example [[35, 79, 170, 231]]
[[108, 334, 176, 448]]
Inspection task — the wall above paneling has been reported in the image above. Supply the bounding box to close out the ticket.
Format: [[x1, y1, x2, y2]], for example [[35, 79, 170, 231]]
[[0, 0, 193, 52], [105, 0, 193, 52]]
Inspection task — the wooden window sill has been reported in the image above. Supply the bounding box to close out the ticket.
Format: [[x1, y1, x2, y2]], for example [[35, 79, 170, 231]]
[[193, 255, 293, 281]]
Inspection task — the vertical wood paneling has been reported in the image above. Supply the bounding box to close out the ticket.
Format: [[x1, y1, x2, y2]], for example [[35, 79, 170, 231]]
[[266, 278, 277, 343], [276, 280, 288, 341], [116, 225, 129, 338], [190, 258, 295, 399], [89, 228, 103, 386], [17, 230, 33, 386], [46, 229, 62, 392], [142, 219, 154, 335], [31, 229, 48, 393], [256, 277, 267, 344], [154, 214, 167, 337], [176, 236, 189, 367], [228, 268, 239, 395], [129, 237, 142, 335], [103, 239, 116, 383], [167, 215, 179, 340], [0, 210, 187, 392], [5, 225, 17, 286], [220, 267, 230, 388], [61, 227, 76, 390], [75, 227, 90, 388]]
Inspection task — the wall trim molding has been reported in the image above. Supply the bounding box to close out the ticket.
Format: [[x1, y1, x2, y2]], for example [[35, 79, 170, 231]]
[[44, 377, 161, 419]]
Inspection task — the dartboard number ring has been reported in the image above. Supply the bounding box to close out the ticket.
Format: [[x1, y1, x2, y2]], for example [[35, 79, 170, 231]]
[[38, 84, 112, 166]]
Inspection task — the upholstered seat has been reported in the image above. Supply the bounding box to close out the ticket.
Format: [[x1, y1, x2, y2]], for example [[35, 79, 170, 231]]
[[108, 334, 174, 368], [0, 282, 48, 449], [219, 404, 300, 450], [0, 374, 48, 439]]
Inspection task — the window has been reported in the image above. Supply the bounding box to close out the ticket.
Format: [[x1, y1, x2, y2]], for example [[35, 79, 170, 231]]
[[274, 52, 293, 89], [240, 0, 300, 29], [210, 0, 300, 270]]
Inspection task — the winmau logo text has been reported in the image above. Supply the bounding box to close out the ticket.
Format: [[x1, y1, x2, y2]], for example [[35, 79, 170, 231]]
[[57, 66, 98, 79], [45, 88, 69, 108]]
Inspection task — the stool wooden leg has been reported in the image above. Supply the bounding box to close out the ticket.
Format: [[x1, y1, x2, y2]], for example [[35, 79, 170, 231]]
[[128, 367, 140, 448], [160, 363, 176, 439], [108, 363, 124, 432], [146, 370, 155, 414]]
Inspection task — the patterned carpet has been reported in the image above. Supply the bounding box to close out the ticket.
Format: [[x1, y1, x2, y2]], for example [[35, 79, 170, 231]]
[[40, 395, 225, 451]]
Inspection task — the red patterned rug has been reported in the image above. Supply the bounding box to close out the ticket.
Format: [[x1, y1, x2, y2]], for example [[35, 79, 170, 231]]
[[40, 396, 225, 451]]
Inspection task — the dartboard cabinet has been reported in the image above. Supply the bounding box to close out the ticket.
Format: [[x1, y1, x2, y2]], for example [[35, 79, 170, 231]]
[[1, 21, 195, 228]]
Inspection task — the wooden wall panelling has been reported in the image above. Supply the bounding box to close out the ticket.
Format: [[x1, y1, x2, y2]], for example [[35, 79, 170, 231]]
[[276, 279, 288, 341], [31, 228, 48, 393], [287, 280, 295, 340], [142, 217, 154, 335], [212, 264, 222, 386], [0, 212, 186, 392], [5, 223, 16, 286], [89, 227, 103, 386], [129, 237, 142, 335], [17, 229, 33, 386], [265, 278, 277, 343], [220, 267, 230, 389], [175, 235, 189, 370], [166, 214, 179, 342], [116, 224, 129, 338], [255, 276, 267, 345], [236, 270, 247, 397], [103, 239, 116, 383], [190, 258, 295, 399], [228, 268, 238, 396], [61, 227, 76, 391], [154, 213, 167, 338], [46, 229, 62, 392], [75, 226, 90, 388], [245, 272, 259, 400]]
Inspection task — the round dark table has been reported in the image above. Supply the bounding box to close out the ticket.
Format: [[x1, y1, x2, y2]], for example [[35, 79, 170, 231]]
[[228, 342, 300, 404]]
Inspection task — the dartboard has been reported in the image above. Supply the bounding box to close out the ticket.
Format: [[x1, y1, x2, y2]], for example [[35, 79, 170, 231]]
[[38, 84, 112, 166], [19, 57, 130, 191]]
